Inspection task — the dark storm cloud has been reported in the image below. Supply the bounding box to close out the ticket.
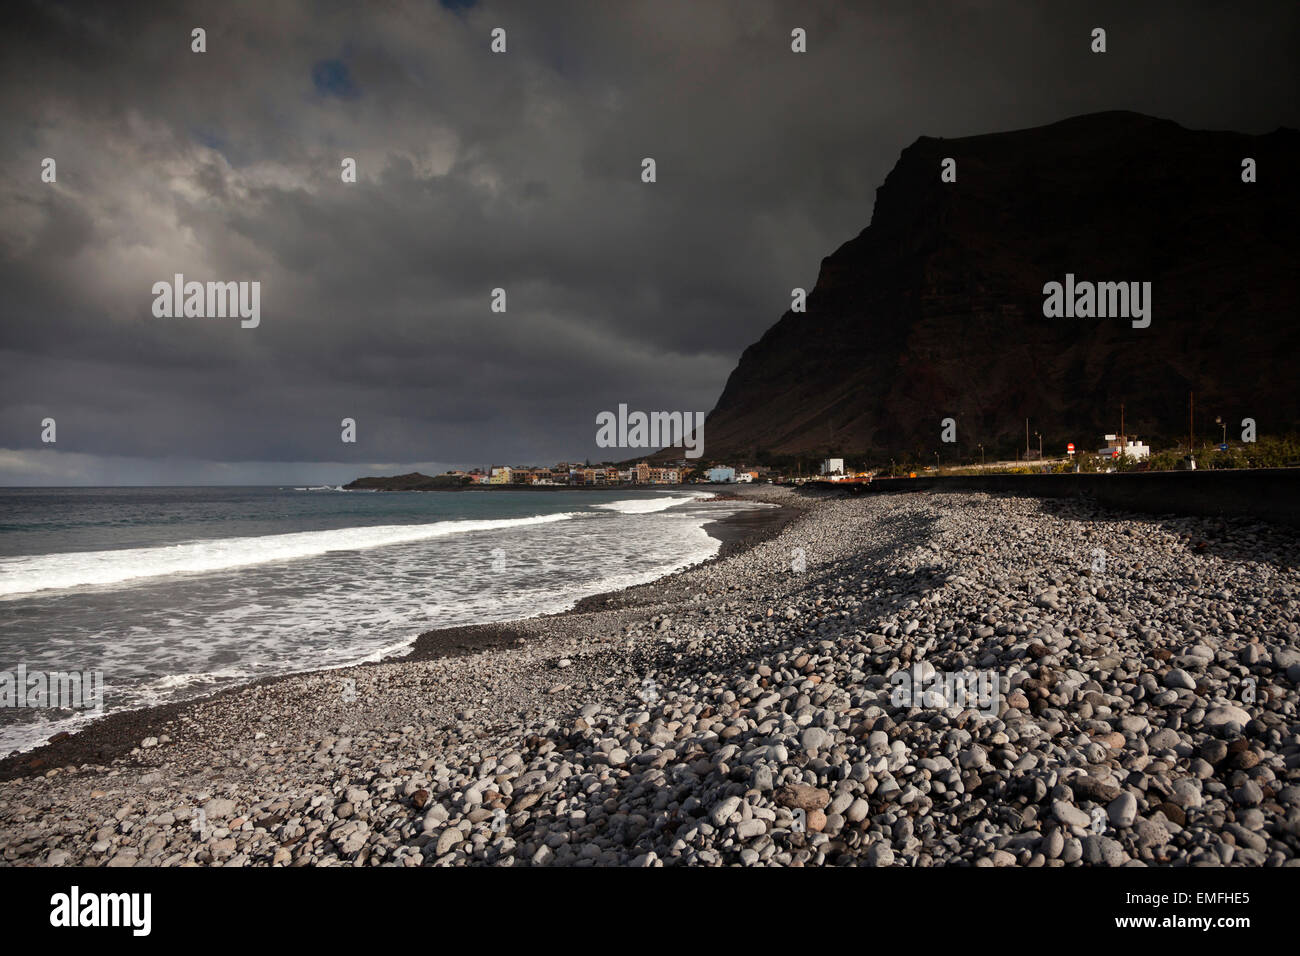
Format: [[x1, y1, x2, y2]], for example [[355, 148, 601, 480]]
[[0, 0, 1297, 483]]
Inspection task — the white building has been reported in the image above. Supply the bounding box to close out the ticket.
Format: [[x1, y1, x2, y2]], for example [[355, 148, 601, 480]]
[[1099, 434, 1150, 461], [819, 458, 845, 476]]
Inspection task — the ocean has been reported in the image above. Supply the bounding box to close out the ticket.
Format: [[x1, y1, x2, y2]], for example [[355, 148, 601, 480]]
[[0, 485, 767, 753]]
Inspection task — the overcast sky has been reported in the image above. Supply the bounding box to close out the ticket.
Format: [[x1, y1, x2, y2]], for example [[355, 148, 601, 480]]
[[1, 0, 1296, 485]]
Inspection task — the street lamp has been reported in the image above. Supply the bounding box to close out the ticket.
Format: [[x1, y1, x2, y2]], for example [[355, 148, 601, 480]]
[[978, 443, 984, 466], [1216, 416, 1226, 445]]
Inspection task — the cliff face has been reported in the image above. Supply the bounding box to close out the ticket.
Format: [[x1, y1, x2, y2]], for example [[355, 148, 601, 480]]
[[703, 112, 1300, 461]]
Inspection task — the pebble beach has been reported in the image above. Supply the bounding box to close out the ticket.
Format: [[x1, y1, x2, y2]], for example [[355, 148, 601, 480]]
[[2, 486, 1299, 867]]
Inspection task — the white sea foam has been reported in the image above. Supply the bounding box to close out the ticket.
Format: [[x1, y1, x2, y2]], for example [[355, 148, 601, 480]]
[[0, 492, 773, 753], [0, 512, 580, 598], [592, 493, 704, 514]]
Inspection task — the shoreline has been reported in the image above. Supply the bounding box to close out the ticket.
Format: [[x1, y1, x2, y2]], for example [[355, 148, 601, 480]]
[[339, 481, 741, 493], [3, 487, 1297, 867], [398, 495, 796, 665], [0, 489, 802, 780]]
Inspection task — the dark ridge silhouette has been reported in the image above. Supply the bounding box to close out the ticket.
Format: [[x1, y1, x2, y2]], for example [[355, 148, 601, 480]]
[[702, 111, 1299, 461]]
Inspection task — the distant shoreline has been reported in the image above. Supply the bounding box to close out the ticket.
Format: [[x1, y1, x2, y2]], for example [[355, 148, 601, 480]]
[[341, 481, 734, 493]]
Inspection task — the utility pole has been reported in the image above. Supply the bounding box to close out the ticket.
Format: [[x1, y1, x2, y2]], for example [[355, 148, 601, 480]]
[[1025, 418, 1030, 459]]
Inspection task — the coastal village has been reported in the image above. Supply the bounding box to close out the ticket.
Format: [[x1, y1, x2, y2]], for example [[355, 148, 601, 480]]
[[442, 462, 765, 486], [435, 432, 1163, 489], [440, 430, 1161, 488], [422, 400, 1278, 490]]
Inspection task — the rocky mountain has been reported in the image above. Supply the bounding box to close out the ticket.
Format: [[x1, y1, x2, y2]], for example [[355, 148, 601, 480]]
[[702, 112, 1299, 463]]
